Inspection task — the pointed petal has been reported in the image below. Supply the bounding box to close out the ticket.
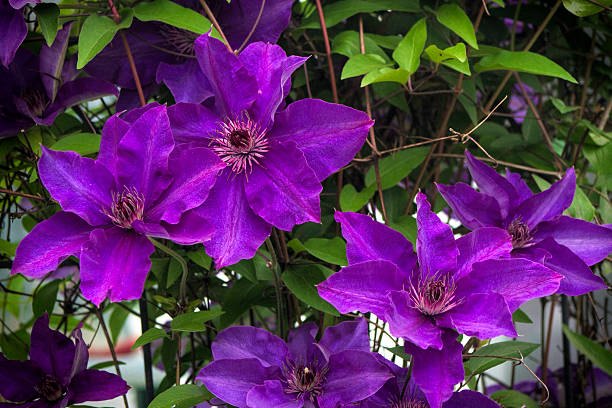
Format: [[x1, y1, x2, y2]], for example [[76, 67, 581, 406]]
[[287, 322, 319, 362], [318, 260, 405, 317], [444, 390, 501, 408], [505, 169, 533, 204], [246, 380, 303, 408], [79, 227, 155, 306], [212, 326, 288, 368], [0, 5, 27, 68], [40, 22, 72, 101], [97, 113, 130, 179], [335, 211, 417, 274], [437, 182, 503, 230], [167, 102, 220, 144], [319, 318, 370, 355], [416, 192, 458, 274], [30, 314, 75, 386], [70, 328, 89, 379], [534, 215, 612, 266], [160, 209, 215, 245], [270, 99, 372, 181], [455, 227, 512, 280], [244, 140, 322, 230], [156, 59, 213, 104], [0, 355, 43, 402], [39, 147, 115, 226], [69, 369, 130, 404], [12, 212, 93, 278]]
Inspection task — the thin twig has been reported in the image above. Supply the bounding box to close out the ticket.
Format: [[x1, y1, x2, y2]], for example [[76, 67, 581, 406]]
[[119, 31, 146, 107], [199, 0, 233, 53], [236, 0, 265, 54]]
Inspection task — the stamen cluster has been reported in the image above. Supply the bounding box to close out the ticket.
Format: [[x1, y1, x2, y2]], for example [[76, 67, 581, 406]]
[[390, 396, 429, 408], [106, 186, 145, 229], [283, 360, 329, 402], [507, 218, 531, 248], [22, 88, 47, 117], [161, 27, 198, 56], [36, 375, 64, 402], [408, 272, 461, 316]]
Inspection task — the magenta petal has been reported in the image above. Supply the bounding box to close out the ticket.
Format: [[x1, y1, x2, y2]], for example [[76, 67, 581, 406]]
[[444, 390, 501, 408], [534, 215, 612, 266], [335, 211, 417, 274], [455, 227, 512, 280], [40, 22, 72, 101], [513, 168, 576, 229], [79, 227, 155, 306], [0, 355, 43, 402], [69, 369, 130, 404], [30, 314, 75, 386], [386, 290, 443, 350], [246, 380, 303, 408], [97, 113, 130, 179], [12, 212, 92, 278], [318, 260, 405, 317], [160, 209, 215, 245], [212, 326, 288, 368], [404, 330, 464, 408], [39, 147, 115, 226], [319, 318, 370, 355], [0, 5, 27, 68], [270, 99, 372, 181], [168, 103, 220, 144], [437, 182, 503, 230], [505, 169, 533, 204], [244, 140, 322, 230], [416, 193, 458, 274], [156, 59, 213, 104]]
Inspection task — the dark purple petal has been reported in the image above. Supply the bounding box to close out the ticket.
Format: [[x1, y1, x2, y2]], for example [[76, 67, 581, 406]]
[[319, 318, 370, 356], [335, 211, 417, 274], [12, 212, 93, 278], [40, 22, 72, 101], [197, 358, 282, 408], [513, 168, 575, 229], [287, 322, 318, 362], [97, 113, 130, 179], [416, 192, 458, 275], [0, 5, 26, 68], [39, 147, 115, 226], [30, 314, 75, 386], [0, 354, 43, 402], [318, 260, 405, 317], [194, 33, 257, 117], [79, 227, 155, 306], [120, 100, 162, 123], [69, 369, 129, 404], [386, 290, 443, 350], [443, 390, 501, 408], [505, 169, 532, 204], [534, 215, 612, 266], [156, 59, 213, 104], [159, 208, 215, 245], [404, 330, 464, 408], [70, 328, 88, 379], [167, 102, 220, 144], [270, 99, 372, 181], [455, 227, 512, 280], [212, 326, 288, 368], [244, 140, 322, 230], [246, 380, 303, 408], [436, 182, 503, 230]]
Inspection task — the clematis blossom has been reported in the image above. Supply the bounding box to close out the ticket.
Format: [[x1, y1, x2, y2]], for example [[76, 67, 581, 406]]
[[198, 318, 392, 408], [12, 103, 224, 305], [437, 150, 612, 295], [0, 314, 129, 407], [167, 33, 372, 268], [317, 193, 562, 407], [0, 0, 39, 68]]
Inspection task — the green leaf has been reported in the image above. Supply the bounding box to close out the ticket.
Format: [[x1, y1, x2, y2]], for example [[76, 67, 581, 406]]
[[442, 58, 471, 75], [551, 97, 579, 114], [364, 146, 429, 188], [562, 0, 612, 17], [282, 264, 340, 316], [389, 215, 417, 245], [186, 250, 212, 269], [0, 239, 17, 258], [171, 310, 224, 332], [50, 133, 101, 156], [340, 183, 375, 212], [32, 280, 60, 318], [34, 4, 60, 46], [474, 50, 577, 83], [424, 43, 467, 64], [133, 0, 211, 33], [332, 31, 390, 61], [109, 304, 131, 344], [88, 360, 125, 370], [147, 384, 213, 408], [386, 346, 411, 360], [512, 308, 533, 324], [303, 237, 348, 266], [361, 67, 410, 86], [341, 54, 388, 80], [301, 0, 420, 29], [436, 4, 478, 50], [392, 18, 427, 74], [465, 341, 540, 375], [77, 9, 134, 69], [132, 327, 168, 349], [219, 280, 267, 329], [563, 324, 612, 376], [491, 390, 539, 408]]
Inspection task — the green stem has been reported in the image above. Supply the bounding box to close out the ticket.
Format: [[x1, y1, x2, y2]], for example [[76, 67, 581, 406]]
[[149, 237, 189, 306]]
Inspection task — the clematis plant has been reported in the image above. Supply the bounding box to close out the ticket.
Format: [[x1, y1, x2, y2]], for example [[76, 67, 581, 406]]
[[12, 103, 224, 305], [0, 314, 129, 407], [317, 193, 562, 407], [167, 33, 373, 268], [198, 319, 392, 408], [0, 0, 38, 67], [437, 150, 612, 295]]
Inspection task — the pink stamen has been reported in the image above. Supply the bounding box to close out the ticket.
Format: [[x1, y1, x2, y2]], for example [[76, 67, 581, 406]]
[[105, 186, 145, 229], [282, 359, 328, 402], [408, 272, 461, 316]]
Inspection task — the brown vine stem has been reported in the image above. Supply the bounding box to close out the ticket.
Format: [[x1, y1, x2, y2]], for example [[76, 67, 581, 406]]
[[541, 294, 557, 392], [0, 188, 44, 201], [236, 0, 265, 54], [199, 0, 233, 53], [120, 32, 146, 107], [434, 153, 561, 176]]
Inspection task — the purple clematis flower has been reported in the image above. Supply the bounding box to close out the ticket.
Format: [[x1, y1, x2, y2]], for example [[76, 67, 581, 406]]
[[198, 318, 392, 408], [12, 103, 224, 305], [317, 193, 562, 407], [437, 150, 612, 295], [85, 0, 293, 109], [0, 0, 40, 68], [0, 314, 129, 407], [0, 22, 118, 138], [167, 33, 372, 268], [508, 83, 537, 124]]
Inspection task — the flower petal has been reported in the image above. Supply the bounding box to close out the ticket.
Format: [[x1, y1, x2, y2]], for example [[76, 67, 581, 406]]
[[97, 113, 130, 179], [455, 227, 512, 280], [79, 227, 155, 306], [335, 211, 417, 274], [212, 326, 288, 368], [246, 380, 303, 408], [319, 318, 370, 355], [159, 209, 215, 245], [39, 147, 115, 226], [0, 354, 43, 402], [270, 99, 372, 181], [156, 59, 213, 104], [505, 169, 533, 204], [244, 140, 322, 230], [12, 212, 93, 278], [30, 314, 75, 386], [70, 328, 88, 379], [0, 5, 26, 68], [40, 22, 72, 101], [436, 182, 503, 230], [444, 390, 501, 408], [287, 322, 319, 362], [167, 102, 220, 144], [69, 369, 130, 404]]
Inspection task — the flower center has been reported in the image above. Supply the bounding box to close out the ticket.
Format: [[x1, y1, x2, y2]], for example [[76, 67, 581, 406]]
[[408, 273, 461, 316], [161, 26, 198, 55], [106, 186, 145, 229], [36, 375, 64, 402], [211, 114, 269, 175], [21, 88, 47, 117], [507, 218, 531, 248], [391, 398, 429, 408], [283, 360, 329, 402]]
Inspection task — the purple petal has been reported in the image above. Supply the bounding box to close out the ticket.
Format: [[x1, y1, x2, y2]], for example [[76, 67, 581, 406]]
[[270, 99, 372, 181], [79, 227, 155, 306], [30, 314, 75, 386], [534, 215, 612, 266], [513, 168, 576, 229], [386, 290, 443, 350], [404, 330, 464, 408], [38, 147, 115, 226], [160, 208, 215, 245], [287, 322, 319, 362], [416, 192, 458, 274], [244, 140, 322, 230], [200, 172, 271, 268], [197, 359, 282, 408], [167, 102, 220, 144], [505, 169, 533, 204], [436, 182, 503, 230], [246, 380, 303, 408], [10, 0, 40, 8], [69, 369, 130, 404], [70, 328, 89, 379], [12, 212, 93, 278], [455, 227, 512, 280], [318, 260, 405, 317], [334, 211, 417, 274], [444, 390, 501, 408], [0, 355, 43, 402], [40, 22, 72, 101], [97, 113, 130, 179], [212, 326, 288, 368], [0, 5, 26, 68], [156, 59, 213, 104], [194, 33, 257, 116], [120, 101, 161, 123], [319, 318, 370, 355]]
